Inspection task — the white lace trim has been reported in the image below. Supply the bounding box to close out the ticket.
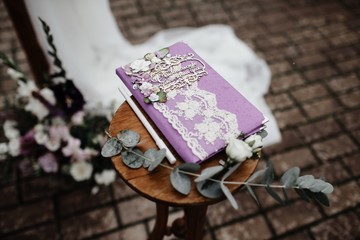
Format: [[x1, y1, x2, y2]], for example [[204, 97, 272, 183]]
[[154, 83, 241, 160]]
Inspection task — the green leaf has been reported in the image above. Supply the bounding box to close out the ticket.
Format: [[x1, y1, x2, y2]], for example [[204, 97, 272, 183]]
[[310, 191, 330, 207], [101, 138, 122, 157], [220, 183, 238, 209], [195, 166, 224, 182], [178, 163, 200, 172], [246, 185, 260, 206], [117, 130, 140, 148], [262, 160, 274, 185], [295, 188, 310, 202], [308, 179, 334, 194], [280, 167, 300, 188], [157, 48, 169, 58], [296, 175, 315, 188], [196, 180, 223, 199], [219, 163, 241, 209], [157, 90, 167, 103], [121, 148, 144, 169], [170, 168, 191, 195], [265, 186, 283, 204], [247, 140, 255, 147], [246, 168, 267, 183], [259, 130, 268, 139], [144, 148, 166, 171]]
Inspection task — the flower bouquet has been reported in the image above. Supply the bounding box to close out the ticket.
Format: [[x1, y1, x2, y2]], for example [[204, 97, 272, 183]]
[[0, 19, 116, 188]]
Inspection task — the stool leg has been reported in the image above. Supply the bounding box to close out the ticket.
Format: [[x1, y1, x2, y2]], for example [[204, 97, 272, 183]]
[[148, 203, 169, 240], [184, 205, 208, 240]]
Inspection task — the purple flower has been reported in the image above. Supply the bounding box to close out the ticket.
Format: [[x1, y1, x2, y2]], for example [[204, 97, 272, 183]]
[[38, 152, 58, 173]]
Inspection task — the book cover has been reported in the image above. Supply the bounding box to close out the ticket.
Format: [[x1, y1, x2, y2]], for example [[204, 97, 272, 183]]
[[116, 42, 265, 163]]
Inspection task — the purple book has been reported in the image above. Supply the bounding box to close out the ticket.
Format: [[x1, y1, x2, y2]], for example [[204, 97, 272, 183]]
[[116, 42, 265, 163]]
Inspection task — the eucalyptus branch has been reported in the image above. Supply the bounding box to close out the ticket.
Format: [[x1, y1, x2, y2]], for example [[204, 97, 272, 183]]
[[102, 129, 334, 208]]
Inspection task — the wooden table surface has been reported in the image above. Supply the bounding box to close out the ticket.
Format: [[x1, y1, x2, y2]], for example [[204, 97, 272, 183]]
[[109, 102, 259, 207]]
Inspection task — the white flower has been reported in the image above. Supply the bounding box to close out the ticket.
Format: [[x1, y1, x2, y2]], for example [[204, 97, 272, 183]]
[[245, 134, 263, 150], [62, 137, 81, 157], [69, 161, 93, 181], [3, 120, 20, 140], [25, 98, 49, 120], [34, 124, 48, 145], [95, 169, 116, 186], [24, 88, 56, 120], [16, 80, 37, 98], [7, 68, 24, 80], [71, 111, 85, 125], [148, 93, 159, 102], [0, 143, 9, 160], [8, 138, 20, 157], [40, 88, 57, 105], [130, 59, 151, 73], [225, 138, 252, 163]]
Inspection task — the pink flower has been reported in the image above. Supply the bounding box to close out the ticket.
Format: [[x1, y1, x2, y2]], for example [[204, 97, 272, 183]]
[[38, 153, 58, 173], [62, 137, 81, 157]]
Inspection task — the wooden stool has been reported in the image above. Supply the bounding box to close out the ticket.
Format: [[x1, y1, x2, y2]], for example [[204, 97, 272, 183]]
[[109, 103, 259, 240]]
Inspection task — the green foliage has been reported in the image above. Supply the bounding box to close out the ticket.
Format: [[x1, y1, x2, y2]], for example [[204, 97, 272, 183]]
[[117, 130, 140, 148], [171, 166, 192, 195], [121, 148, 144, 169], [101, 129, 334, 209]]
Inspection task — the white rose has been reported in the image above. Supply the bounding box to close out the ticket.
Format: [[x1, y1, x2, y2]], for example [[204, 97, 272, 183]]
[[148, 93, 159, 102], [8, 138, 20, 157], [225, 138, 252, 163], [245, 134, 263, 150], [69, 161, 93, 181], [3, 120, 20, 140], [130, 59, 151, 73], [95, 169, 116, 186]]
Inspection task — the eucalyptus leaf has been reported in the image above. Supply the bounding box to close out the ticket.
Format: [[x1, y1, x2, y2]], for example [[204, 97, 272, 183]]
[[157, 48, 169, 58], [144, 149, 166, 171], [220, 183, 238, 209], [308, 179, 334, 194], [282, 188, 289, 201], [246, 185, 260, 206], [265, 186, 283, 204], [296, 175, 315, 188], [259, 130, 268, 139], [247, 140, 255, 147], [280, 167, 300, 188], [117, 130, 140, 148], [170, 168, 191, 195], [246, 168, 267, 183], [178, 163, 200, 173], [310, 191, 330, 207], [196, 180, 223, 199], [262, 160, 274, 185], [295, 188, 310, 202], [195, 166, 224, 182], [101, 138, 122, 157], [121, 148, 144, 169]]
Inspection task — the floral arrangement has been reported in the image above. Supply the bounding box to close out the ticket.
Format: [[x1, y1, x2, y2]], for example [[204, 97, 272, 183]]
[[102, 129, 334, 209], [122, 48, 170, 104], [0, 19, 116, 189]]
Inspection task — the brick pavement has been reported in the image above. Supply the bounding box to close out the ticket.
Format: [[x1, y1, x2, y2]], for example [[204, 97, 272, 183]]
[[1, 0, 360, 239]]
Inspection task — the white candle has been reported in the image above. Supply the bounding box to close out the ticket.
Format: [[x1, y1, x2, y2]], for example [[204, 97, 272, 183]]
[[117, 83, 177, 164]]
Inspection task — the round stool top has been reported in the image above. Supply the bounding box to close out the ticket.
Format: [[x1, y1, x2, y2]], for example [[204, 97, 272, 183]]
[[109, 102, 259, 207]]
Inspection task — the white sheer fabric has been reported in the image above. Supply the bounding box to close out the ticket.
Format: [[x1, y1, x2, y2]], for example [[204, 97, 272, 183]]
[[24, 0, 281, 146]]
